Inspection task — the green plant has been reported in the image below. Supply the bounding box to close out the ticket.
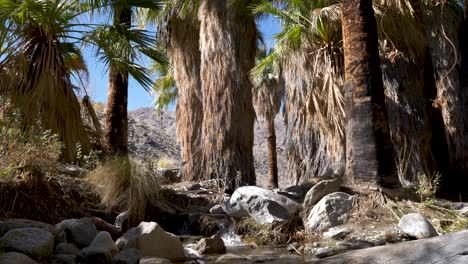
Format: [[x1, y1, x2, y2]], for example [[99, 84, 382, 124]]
[[76, 143, 102, 170], [416, 172, 441, 204]]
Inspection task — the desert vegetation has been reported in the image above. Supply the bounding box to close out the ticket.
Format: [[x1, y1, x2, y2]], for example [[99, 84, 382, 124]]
[[0, 0, 468, 263]]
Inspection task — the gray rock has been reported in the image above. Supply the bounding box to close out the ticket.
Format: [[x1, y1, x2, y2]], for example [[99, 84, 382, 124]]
[[112, 248, 142, 264], [305, 192, 354, 232], [223, 186, 301, 224], [0, 219, 58, 237], [0, 252, 38, 264], [279, 181, 316, 201], [323, 227, 352, 240], [195, 235, 226, 254], [0, 228, 54, 261], [303, 178, 342, 214], [209, 204, 226, 215], [57, 218, 97, 248], [55, 242, 80, 255], [77, 231, 118, 264], [311, 230, 468, 264], [115, 212, 129, 230], [59, 165, 88, 178], [158, 168, 178, 184], [116, 222, 185, 262], [338, 240, 373, 250], [139, 257, 172, 264], [215, 253, 250, 263], [315, 247, 337, 258], [398, 213, 438, 239], [51, 254, 77, 264]]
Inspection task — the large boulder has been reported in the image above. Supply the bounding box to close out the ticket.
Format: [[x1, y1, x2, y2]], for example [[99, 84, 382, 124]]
[[222, 186, 301, 224], [55, 242, 80, 255], [303, 178, 342, 214], [312, 230, 468, 263], [0, 252, 38, 264], [195, 235, 226, 254], [398, 213, 438, 239], [77, 231, 118, 264], [112, 248, 142, 264], [305, 192, 354, 232], [116, 222, 185, 262], [0, 228, 54, 261], [51, 254, 77, 264], [0, 219, 58, 238], [57, 218, 97, 248]]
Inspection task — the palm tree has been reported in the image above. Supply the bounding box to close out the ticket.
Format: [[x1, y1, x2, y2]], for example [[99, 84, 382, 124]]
[[85, 0, 167, 156], [198, 0, 257, 192], [341, 0, 397, 187], [251, 47, 284, 189], [0, 0, 91, 162]]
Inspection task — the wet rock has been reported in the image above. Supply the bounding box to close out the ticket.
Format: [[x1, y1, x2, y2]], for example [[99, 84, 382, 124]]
[[139, 257, 172, 264], [55, 242, 80, 255], [398, 213, 438, 239], [223, 186, 301, 224], [51, 254, 77, 264], [57, 218, 97, 248], [187, 213, 230, 236], [195, 235, 226, 254], [305, 192, 354, 232], [0, 252, 38, 264], [338, 239, 373, 250], [215, 253, 251, 263], [0, 228, 54, 261], [77, 231, 118, 264], [209, 204, 226, 214], [310, 230, 468, 264], [323, 227, 352, 240], [303, 178, 342, 214], [116, 222, 185, 262], [112, 248, 142, 264]]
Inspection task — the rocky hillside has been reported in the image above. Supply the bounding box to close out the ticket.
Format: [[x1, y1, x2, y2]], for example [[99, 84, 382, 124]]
[[127, 108, 288, 187]]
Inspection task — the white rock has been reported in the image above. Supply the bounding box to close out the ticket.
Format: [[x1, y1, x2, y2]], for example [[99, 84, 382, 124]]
[[116, 222, 185, 262], [305, 192, 354, 232], [0, 227, 54, 261], [323, 227, 352, 239], [398, 213, 438, 239], [303, 178, 342, 212], [223, 186, 301, 224]]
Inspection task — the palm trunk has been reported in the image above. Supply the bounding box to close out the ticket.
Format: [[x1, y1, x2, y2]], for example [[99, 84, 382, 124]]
[[104, 6, 131, 155], [341, 0, 397, 187], [170, 17, 203, 181], [198, 0, 257, 192], [266, 117, 278, 189]]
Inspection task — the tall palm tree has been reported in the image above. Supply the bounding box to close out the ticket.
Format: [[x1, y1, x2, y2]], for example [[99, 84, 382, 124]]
[[341, 0, 397, 187], [198, 0, 257, 192], [251, 47, 284, 189], [85, 0, 167, 156], [0, 0, 91, 162]]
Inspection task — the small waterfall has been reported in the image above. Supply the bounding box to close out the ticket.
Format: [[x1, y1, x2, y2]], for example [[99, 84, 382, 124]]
[[217, 222, 244, 247]]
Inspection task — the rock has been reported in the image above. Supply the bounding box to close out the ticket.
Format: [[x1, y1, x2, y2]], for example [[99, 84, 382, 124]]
[[209, 204, 226, 214], [59, 165, 88, 178], [279, 181, 316, 202], [338, 240, 373, 250], [195, 235, 226, 254], [223, 186, 301, 224], [55, 242, 80, 255], [398, 213, 438, 239], [215, 253, 250, 262], [77, 231, 118, 264], [0, 228, 54, 261], [57, 218, 97, 248], [139, 257, 172, 264], [323, 227, 352, 240], [0, 252, 38, 264], [305, 192, 354, 232], [0, 219, 58, 238], [187, 213, 231, 236], [116, 222, 185, 262], [303, 178, 342, 214], [112, 248, 142, 264], [51, 254, 77, 264], [158, 168, 178, 184], [115, 212, 129, 230], [315, 247, 338, 258], [311, 230, 468, 264]]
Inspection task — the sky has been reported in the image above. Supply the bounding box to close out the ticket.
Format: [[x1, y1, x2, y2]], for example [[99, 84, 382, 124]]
[[84, 16, 282, 110]]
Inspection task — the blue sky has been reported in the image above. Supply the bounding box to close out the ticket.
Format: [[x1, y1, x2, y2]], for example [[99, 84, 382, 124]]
[[85, 16, 281, 110]]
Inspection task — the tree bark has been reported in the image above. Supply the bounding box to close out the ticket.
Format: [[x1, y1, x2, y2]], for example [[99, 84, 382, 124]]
[[341, 0, 397, 188], [198, 0, 256, 192], [170, 17, 203, 182], [104, 6, 131, 155], [266, 117, 278, 189]]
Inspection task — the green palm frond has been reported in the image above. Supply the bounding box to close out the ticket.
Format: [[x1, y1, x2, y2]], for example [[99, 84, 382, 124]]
[[150, 60, 177, 113]]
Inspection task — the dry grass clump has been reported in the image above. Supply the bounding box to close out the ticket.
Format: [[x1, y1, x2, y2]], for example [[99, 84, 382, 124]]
[[156, 156, 178, 169], [234, 215, 305, 245], [87, 157, 161, 227]]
